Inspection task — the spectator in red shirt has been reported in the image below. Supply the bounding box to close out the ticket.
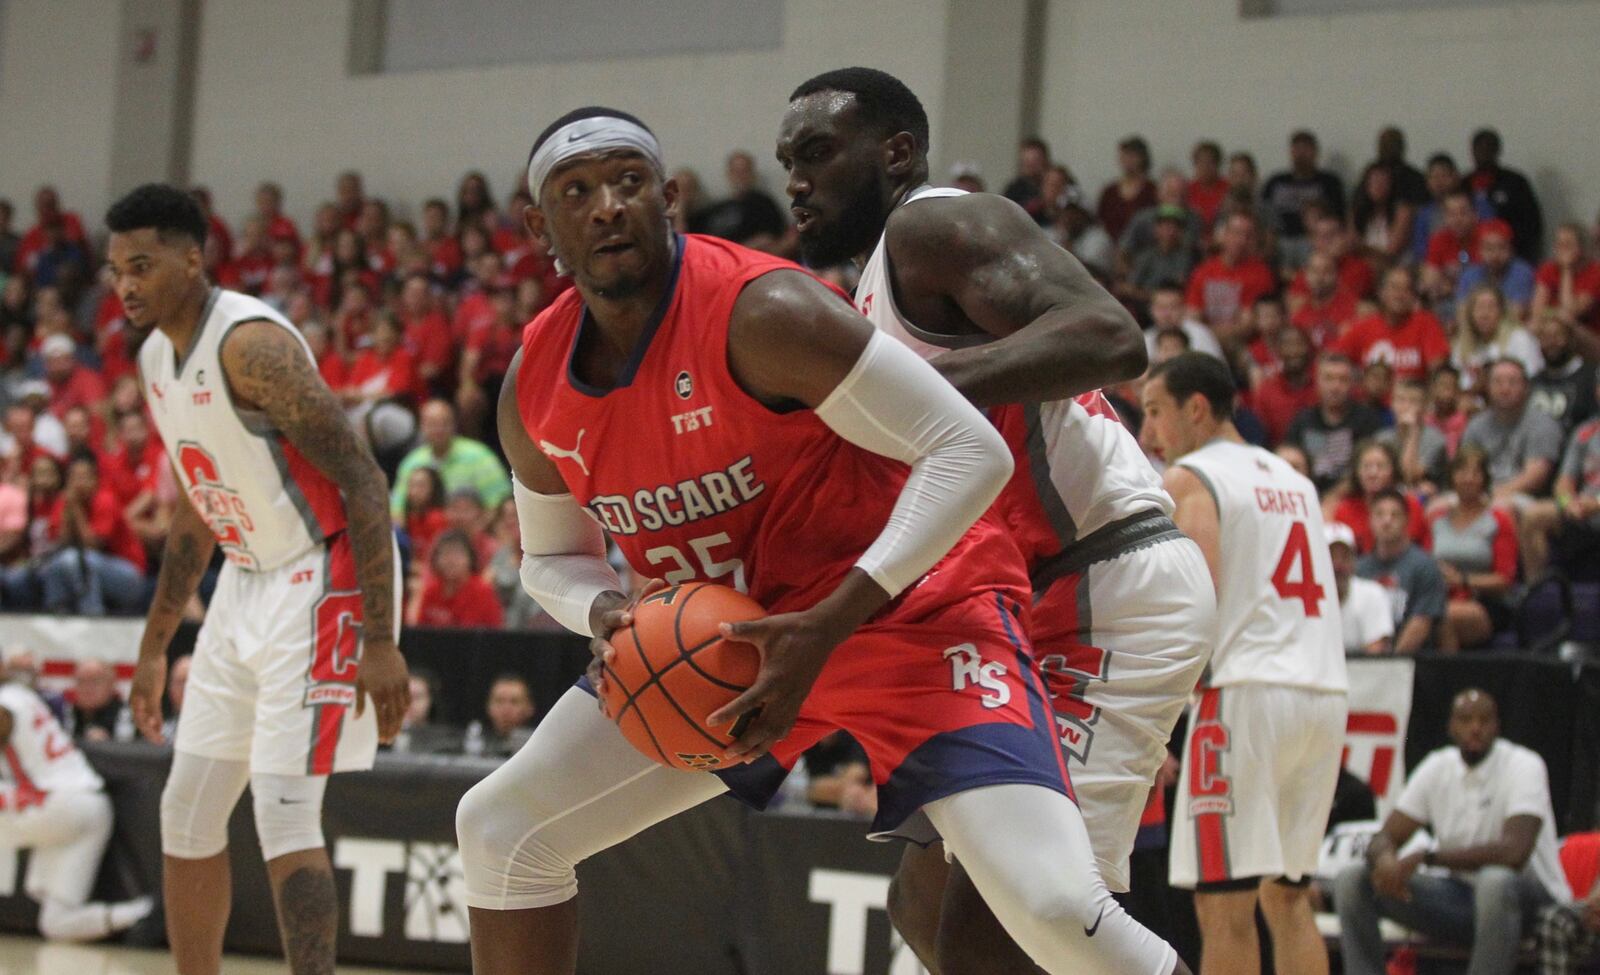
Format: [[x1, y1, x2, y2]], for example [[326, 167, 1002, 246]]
[[334, 170, 365, 230], [13, 187, 88, 278], [1097, 136, 1157, 243], [301, 321, 349, 390], [226, 217, 275, 295], [357, 199, 394, 276], [409, 529, 503, 629], [1428, 445, 1519, 652], [254, 181, 303, 259], [305, 202, 341, 270], [397, 466, 448, 564], [1422, 189, 1485, 302], [398, 274, 454, 397], [0, 454, 64, 607], [443, 487, 499, 571], [1251, 325, 1320, 446], [1330, 440, 1430, 553], [420, 198, 463, 284], [1244, 294, 1290, 383], [1532, 223, 1600, 353], [103, 410, 170, 548], [59, 405, 98, 460], [37, 453, 146, 615], [1335, 266, 1450, 383], [1185, 212, 1276, 344], [1290, 214, 1375, 304], [456, 279, 520, 439], [1186, 140, 1229, 229], [452, 251, 503, 341], [344, 314, 422, 409], [1292, 251, 1362, 350], [190, 187, 233, 267], [41, 334, 106, 419]]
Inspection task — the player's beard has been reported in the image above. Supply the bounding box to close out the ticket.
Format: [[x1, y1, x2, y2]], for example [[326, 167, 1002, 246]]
[[797, 171, 886, 269]]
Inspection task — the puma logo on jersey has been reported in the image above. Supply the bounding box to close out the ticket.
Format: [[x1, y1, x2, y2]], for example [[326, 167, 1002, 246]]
[[671, 407, 713, 434], [151, 382, 165, 401], [944, 643, 1010, 709], [859, 293, 874, 316], [538, 430, 589, 476]]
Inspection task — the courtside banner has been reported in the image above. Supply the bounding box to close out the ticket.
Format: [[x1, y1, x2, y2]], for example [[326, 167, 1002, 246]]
[[1341, 656, 1415, 819], [1, 614, 142, 695]]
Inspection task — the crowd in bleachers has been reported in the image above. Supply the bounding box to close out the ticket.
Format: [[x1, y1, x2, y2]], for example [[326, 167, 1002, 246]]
[[1, 123, 1597, 653]]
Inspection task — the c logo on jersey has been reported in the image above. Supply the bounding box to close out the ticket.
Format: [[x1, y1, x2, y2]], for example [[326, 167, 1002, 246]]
[[538, 429, 590, 477], [944, 643, 1010, 709], [675, 371, 693, 399]]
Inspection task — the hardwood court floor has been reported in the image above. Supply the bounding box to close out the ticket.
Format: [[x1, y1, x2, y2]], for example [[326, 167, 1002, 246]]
[[0, 935, 438, 974]]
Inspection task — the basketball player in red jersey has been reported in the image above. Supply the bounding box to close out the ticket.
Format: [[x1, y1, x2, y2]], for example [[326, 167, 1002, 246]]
[[104, 185, 409, 975], [776, 68, 1212, 974], [454, 106, 1183, 975]]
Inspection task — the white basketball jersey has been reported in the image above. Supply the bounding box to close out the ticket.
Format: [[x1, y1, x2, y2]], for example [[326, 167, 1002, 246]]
[[856, 186, 1172, 559], [0, 683, 102, 804], [1178, 440, 1347, 693], [139, 288, 347, 572]]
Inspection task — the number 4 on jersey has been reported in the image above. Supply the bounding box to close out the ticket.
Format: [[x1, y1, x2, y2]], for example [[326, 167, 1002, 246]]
[[1271, 521, 1325, 616]]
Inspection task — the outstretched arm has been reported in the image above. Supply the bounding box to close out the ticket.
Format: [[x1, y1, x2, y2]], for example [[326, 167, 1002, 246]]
[[888, 194, 1146, 406], [221, 320, 408, 741]]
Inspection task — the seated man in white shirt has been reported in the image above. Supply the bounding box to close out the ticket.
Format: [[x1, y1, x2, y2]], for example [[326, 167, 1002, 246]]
[[1329, 523, 1393, 654], [1335, 689, 1567, 975]]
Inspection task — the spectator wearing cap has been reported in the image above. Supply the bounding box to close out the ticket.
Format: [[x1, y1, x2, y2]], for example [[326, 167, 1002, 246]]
[[1286, 353, 1385, 492], [1185, 212, 1276, 343], [11, 384, 67, 459], [1118, 206, 1195, 309], [1097, 136, 1157, 243], [1261, 129, 1346, 267], [1427, 446, 1519, 652], [389, 399, 511, 518], [1002, 136, 1051, 225], [1334, 266, 1450, 384], [1469, 128, 1543, 263], [1185, 140, 1229, 229], [1329, 522, 1393, 654], [1461, 359, 1564, 508], [1456, 220, 1536, 319], [40, 335, 105, 420], [1412, 153, 1494, 265], [1358, 488, 1448, 654]]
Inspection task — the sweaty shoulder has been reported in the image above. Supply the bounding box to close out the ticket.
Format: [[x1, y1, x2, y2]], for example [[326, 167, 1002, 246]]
[[885, 192, 1039, 275]]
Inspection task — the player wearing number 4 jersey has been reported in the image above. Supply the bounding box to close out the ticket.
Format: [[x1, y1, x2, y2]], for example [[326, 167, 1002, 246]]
[[776, 67, 1211, 973], [454, 105, 1183, 975], [1141, 352, 1348, 975], [106, 185, 409, 975]]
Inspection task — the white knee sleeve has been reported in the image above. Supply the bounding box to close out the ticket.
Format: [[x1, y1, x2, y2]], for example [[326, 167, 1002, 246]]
[[251, 773, 327, 861], [925, 784, 1178, 975], [161, 753, 250, 859], [456, 688, 726, 911]]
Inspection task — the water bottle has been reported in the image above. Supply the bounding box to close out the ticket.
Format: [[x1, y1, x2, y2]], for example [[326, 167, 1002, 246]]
[[463, 721, 485, 757]]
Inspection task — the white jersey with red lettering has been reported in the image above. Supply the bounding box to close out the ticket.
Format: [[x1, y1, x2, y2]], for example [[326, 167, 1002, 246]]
[[139, 288, 347, 572], [1176, 439, 1346, 693], [0, 683, 102, 804], [855, 185, 1172, 562]]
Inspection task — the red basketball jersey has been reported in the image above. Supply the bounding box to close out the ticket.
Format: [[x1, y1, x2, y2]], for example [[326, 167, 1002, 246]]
[[515, 234, 1029, 621]]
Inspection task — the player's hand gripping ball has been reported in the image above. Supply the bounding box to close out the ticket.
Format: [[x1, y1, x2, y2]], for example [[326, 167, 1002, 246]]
[[598, 582, 765, 771]]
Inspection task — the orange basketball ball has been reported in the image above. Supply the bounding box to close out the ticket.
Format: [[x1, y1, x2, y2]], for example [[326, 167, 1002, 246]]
[[599, 582, 766, 772]]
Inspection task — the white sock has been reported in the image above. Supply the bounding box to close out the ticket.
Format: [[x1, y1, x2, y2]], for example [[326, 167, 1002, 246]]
[[109, 895, 154, 931]]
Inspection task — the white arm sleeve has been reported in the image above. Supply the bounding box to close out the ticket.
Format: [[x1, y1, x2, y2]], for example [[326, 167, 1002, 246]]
[[514, 477, 622, 637], [813, 329, 1014, 597]]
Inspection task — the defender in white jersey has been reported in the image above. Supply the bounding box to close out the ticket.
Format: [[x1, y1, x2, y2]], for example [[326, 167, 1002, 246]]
[[0, 678, 153, 941], [1142, 353, 1348, 975], [779, 68, 1207, 974], [106, 185, 409, 975]]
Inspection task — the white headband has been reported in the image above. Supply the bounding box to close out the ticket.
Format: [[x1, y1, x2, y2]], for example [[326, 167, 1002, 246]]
[[527, 116, 663, 201]]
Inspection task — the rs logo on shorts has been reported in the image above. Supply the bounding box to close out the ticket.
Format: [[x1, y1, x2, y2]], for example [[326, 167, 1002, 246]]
[[944, 643, 1010, 709]]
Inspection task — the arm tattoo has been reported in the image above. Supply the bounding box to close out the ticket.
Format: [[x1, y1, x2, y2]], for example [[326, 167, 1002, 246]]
[[141, 495, 216, 658], [224, 322, 395, 643]]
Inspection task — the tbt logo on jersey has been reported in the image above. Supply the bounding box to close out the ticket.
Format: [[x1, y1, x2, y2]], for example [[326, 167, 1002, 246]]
[[944, 643, 1010, 709]]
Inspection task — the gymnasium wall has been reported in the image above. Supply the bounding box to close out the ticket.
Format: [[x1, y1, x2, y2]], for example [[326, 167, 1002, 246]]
[[185, 0, 957, 229], [1037, 0, 1600, 240], [0, 0, 121, 220]]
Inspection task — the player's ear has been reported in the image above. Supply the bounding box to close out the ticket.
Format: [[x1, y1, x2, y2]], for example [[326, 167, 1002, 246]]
[[883, 132, 917, 179], [661, 173, 680, 221], [523, 204, 549, 249], [185, 239, 204, 281]]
